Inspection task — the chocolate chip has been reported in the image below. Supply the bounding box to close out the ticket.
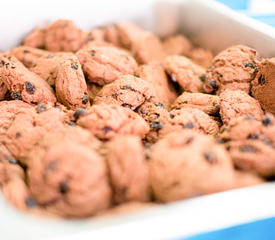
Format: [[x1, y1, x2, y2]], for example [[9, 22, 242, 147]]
[[121, 103, 132, 108], [36, 104, 47, 113], [102, 126, 113, 133], [25, 81, 35, 94], [203, 152, 217, 164], [122, 85, 132, 90], [91, 50, 96, 56], [154, 113, 160, 119], [262, 116, 273, 126], [6, 157, 18, 165], [73, 108, 89, 120], [209, 80, 218, 90], [59, 182, 69, 194], [247, 133, 260, 140], [15, 132, 21, 138], [25, 197, 37, 208], [170, 114, 175, 119], [244, 62, 255, 68], [82, 95, 89, 104], [199, 74, 206, 82], [258, 75, 266, 85], [240, 145, 258, 153], [183, 122, 194, 129], [154, 103, 164, 108], [216, 138, 225, 144], [150, 121, 163, 130], [11, 92, 22, 100], [71, 64, 78, 70]]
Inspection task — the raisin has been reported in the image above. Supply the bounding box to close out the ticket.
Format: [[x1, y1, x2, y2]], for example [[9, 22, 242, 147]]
[[155, 103, 164, 107], [73, 108, 88, 120], [11, 92, 22, 100], [258, 75, 266, 85], [183, 122, 194, 129], [244, 62, 254, 68], [154, 113, 160, 119], [15, 132, 21, 138], [170, 114, 175, 119], [71, 64, 78, 70], [199, 74, 206, 82], [25, 197, 37, 208], [6, 157, 18, 165], [209, 80, 218, 90], [122, 85, 132, 90], [247, 133, 260, 139], [59, 182, 69, 194], [121, 103, 132, 108], [203, 152, 217, 164], [240, 145, 258, 153], [36, 104, 47, 113], [150, 121, 163, 130], [186, 136, 194, 144], [25, 81, 35, 94], [82, 95, 89, 104], [216, 138, 225, 144], [102, 126, 113, 133], [91, 50, 96, 56], [262, 116, 273, 126], [23, 50, 30, 54]]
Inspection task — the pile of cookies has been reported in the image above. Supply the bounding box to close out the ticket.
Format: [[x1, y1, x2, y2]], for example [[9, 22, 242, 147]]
[[0, 19, 274, 218]]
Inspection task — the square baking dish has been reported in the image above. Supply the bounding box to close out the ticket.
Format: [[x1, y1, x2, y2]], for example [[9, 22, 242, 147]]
[[0, 0, 275, 239]]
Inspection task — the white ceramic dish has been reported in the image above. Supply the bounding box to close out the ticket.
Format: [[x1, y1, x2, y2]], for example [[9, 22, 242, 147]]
[[0, 0, 275, 239]]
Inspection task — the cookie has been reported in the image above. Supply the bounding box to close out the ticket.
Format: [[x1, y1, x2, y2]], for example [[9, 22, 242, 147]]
[[44, 19, 84, 52], [131, 31, 166, 64], [1, 54, 56, 105], [150, 130, 236, 202], [8, 46, 50, 68], [105, 135, 150, 203], [28, 142, 111, 217], [219, 89, 263, 125], [0, 77, 8, 101], [23, 28, 46, 49], [3, 105, 69, 164], [251, 58, 275, 115], [164, 55, 205, 92], [203, 45, 259, 94], [220, 114, 275, 177], [30, 52, 74, 87], [94, 75, 157, 110], [136, 61, 177, 106], [171, 92, 220, 114], [76, 45, 137, 85], [76, 104, 149, 140], [86, 82, 102, 102], [162, 34, 192, 56], [55, 55, 89, 109], [188, 48, 213, 68]]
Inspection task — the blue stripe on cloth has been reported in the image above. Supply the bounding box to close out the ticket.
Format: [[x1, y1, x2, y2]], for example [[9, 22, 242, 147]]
[[175, 217, 275, 240]]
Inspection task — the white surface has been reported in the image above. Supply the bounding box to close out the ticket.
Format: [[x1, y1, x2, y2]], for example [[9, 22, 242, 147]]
[[0, 0, 275, 239]]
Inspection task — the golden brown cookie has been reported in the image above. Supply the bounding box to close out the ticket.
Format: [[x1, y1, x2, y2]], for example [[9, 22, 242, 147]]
[[219, 89, 263, 125], [171, 92, 220, 114], [76, 45, 137, 85], [23, 28, 45, 49], [150, 130, 236, 202], [77, 104, 149, 140], [105, 135, 150, 204], [251, 58, 275, 115], [94, 75, 157, 110], [1, 55, 56, 105], [55, 55, 89, 109], [136, 61, 177, 106], [203, 45, 259, 94], [164, 55, 205, 92]]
